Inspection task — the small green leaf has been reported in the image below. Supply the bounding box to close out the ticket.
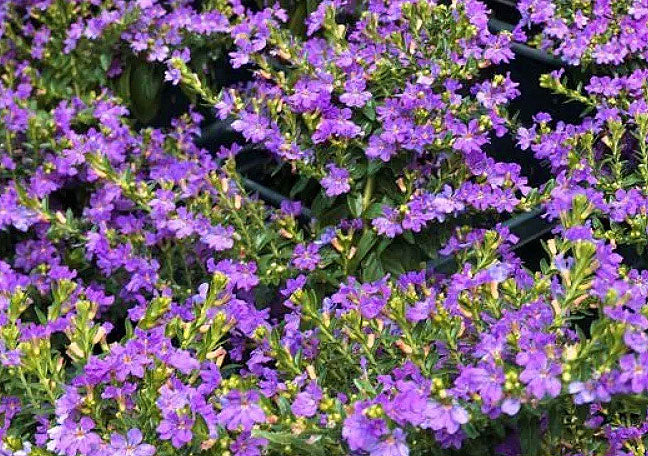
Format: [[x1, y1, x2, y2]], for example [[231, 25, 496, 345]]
[[347, 193, 363, 218], [362, 252, 384, 282], [519, 413, 541, 456], [115, 62, 132, 102], [367, 159, 383, 176], [365, 202, 385, 219], [290, 176, 311, 198], [252, 431, 326, 456], [100, 53, 112, 72], [34, 307, 47, 325], [129, 61, 163, 123], [348, 230, 378, 273], [463, 422, 479, 439], [362, 100, 376, 121]]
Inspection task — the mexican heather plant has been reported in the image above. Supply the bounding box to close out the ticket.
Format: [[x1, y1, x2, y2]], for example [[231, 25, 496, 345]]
[[519, 68, 648, 251], [1, 0, 648, 455], [515, 0, 648, 66], [3, 219, 648, 455], [0, 0, 277, 121], [194, 0, 543, 283]]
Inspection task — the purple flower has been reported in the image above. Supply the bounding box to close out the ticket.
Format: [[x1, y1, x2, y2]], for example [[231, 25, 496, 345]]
[[519, 358, 562, 399], [292, 243, 321, 271], [320, 164, 351, 197], [454, 366, 504, 407], [218, 390, 266, 431], [372, 206, 403, 238], [619, 353, 648, 394], [405, 298, 434, 322], [102, 383, 137, 410], [331, 277, 391, 319], [342, 409, 387, 452], [157, 412, 194, 449], [198, 362, 222, 395], [305, 0, 346, 35], [210, 260, 259, 291], [164, 68, 182, 85], [165, 349, 200, 374], [380, 118, 410, 145], [230, 432, 268, 456], [500, 398, 521, 416], [54, 418, 102, 456], [451, 120, 489, 155], [108, 344, 150, 382], [107, 429, 155, 456], [369, 428, 410, 456], [167, 208, 195, 238], [568, 381, 598, 405], [291, 382, 322, 417], [0, 341, 21, 366], [388, 388, 428, 425], [287, 77, 332, 112], [232, 112, 272, 143], [202, 224, 235, 251], [280, 200, 302, 216], [340, 78, 371, 107], [624, 330, 648, 353], [281, 275, 308, 298], [422, 402, 469, 435], [366, 135, 398, 162]]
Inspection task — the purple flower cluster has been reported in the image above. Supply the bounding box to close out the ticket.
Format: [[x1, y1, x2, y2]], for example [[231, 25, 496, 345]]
[[3, 0, 648, 455], [520, 68, 648, 248], [515, 0, 648, 65], [222, 0, 525, 253], [267, 224, 648, 454]]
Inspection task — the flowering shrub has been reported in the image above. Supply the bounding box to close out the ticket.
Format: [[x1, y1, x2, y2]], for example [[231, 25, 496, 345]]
[[514, 0, 648, 66], [0, 0, 281, 120], [202, 0, 542, 281], [2, 0, 648, 456], [4, 221, 648, 455], [518, 68, 648, 251]]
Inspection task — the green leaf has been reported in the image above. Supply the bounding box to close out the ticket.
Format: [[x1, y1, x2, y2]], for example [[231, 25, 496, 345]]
[[362, 100, 376, 121], [353, 376, 378, 396], [129, 61, 163, 124], [100, 53, 112, 72], [254, 232, 271, 250], [519, 413, 542, 456], [115, 62, 132, 102], [367, 159, 383, 176], [252, 431, 326, 456], [381, 242, 424, 275], [311, 192, 335, 218], [347, 193, 363, 218], [290, 176, 311, 198], [547, 403, 563, 443], [402, 230, 415, 244], [34, 307, 47, 325], [277, 396, 291, 416], [124, 318, 134, 342], [463, 422, 479, 439], [348, 230, 378, 273], [365, 202, 385, 219], [362, 252, 384, 282]]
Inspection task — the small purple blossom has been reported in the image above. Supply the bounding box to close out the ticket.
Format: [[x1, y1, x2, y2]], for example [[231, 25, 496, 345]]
[[52, 418, 102, 456], [519, 358, 562, 399], [107, 429, 155, 456], [157, 413, 194, 449], [218, 390, 266, 431], [292, 243, 321, 271], [320, 164, 351, 197]]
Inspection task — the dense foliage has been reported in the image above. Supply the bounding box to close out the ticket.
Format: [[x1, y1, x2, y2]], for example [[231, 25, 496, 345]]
[[1, 1, 648, 455]]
